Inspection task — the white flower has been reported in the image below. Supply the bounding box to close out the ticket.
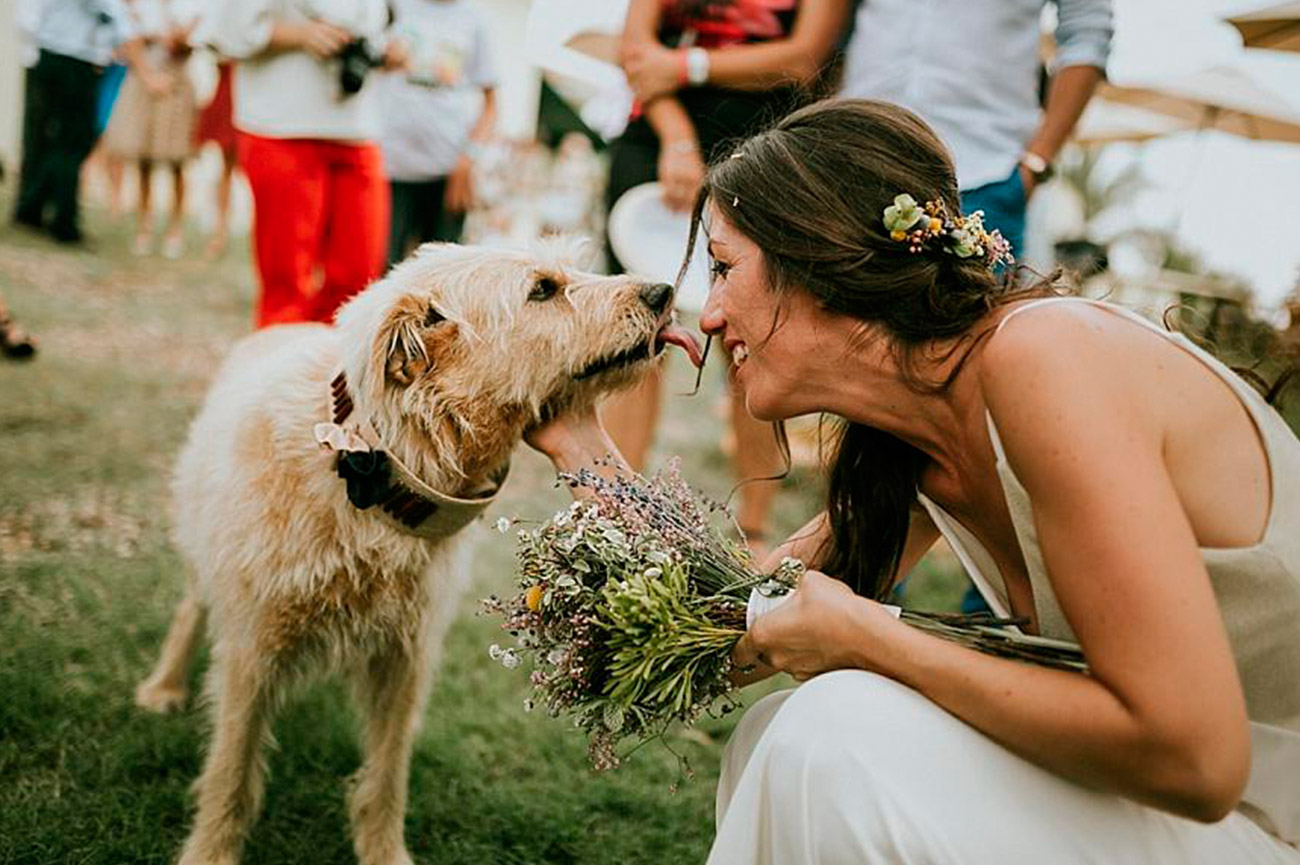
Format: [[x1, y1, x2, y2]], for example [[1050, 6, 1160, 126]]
[[495, 517, 511, 534], [949, 228, 981, 259], [500, 649, 521, 669], [488, 643, 503, 660], [547, 648, 568, 665], [883, 193, 923, 233], [523, 698, 535, 712]]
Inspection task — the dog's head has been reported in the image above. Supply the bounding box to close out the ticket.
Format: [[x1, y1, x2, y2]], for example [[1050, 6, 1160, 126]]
[[335, 239, 697, 484]]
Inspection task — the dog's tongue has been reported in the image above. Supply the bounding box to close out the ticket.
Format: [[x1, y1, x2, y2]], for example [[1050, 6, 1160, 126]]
[[657, 322, 705, 368]]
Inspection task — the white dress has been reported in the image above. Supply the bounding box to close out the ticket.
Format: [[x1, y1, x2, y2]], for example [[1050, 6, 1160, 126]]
[[708, 299, 1300, 864]]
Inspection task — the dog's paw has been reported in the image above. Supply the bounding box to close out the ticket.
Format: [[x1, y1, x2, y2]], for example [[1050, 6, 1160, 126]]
[[135, 678, 187, 714], [355, 846, 414, 865]]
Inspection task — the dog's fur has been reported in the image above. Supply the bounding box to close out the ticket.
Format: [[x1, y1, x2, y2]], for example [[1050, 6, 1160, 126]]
[[136, 241, 671, 865]]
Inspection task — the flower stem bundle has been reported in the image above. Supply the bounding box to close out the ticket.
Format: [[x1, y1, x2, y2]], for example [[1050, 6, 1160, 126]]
[[482, 461, 1085, 771]]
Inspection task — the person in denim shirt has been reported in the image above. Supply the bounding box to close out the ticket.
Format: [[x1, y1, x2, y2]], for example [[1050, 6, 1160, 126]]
[[839, 0, 1113, 258]]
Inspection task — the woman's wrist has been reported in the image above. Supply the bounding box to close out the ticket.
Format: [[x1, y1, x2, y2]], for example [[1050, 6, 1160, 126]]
[[846, 600, 928, 679], [662, 138, 699, 158]]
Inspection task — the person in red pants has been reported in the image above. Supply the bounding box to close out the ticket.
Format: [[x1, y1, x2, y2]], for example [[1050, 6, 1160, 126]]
[[196, 0, 405, 327]]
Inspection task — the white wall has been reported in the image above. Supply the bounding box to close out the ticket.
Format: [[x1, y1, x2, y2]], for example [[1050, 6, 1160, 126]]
[[1, 0, 25, 172]]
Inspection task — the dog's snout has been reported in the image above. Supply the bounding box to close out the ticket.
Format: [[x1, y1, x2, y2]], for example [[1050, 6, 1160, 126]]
[[639, 282, 673, 315]]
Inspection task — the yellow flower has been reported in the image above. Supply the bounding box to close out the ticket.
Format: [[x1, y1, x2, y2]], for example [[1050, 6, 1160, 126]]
[[526, 584, 544, 611], [890, 229, 906, 242], [929, 218, 943, 232]]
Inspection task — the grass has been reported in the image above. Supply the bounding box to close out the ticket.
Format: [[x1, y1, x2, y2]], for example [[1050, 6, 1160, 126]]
[[0, 190, 966, 865]]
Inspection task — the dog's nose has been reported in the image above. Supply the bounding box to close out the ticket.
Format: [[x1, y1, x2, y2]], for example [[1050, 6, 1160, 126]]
[[639, 282, 673, 315]]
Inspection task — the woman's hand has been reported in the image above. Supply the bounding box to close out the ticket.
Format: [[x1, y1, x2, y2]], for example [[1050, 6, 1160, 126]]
[[733, 571, 905, 681], [657, 141, 704, 212], [623, 41, 684, 103]]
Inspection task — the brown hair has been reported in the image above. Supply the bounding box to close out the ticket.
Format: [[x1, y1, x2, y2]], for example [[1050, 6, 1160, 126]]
[[682, 98, 1055, 600]]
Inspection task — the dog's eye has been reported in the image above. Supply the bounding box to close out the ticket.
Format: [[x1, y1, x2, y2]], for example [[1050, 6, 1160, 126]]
[[529, 275, 562, 302], [424, 306, 446, 327]]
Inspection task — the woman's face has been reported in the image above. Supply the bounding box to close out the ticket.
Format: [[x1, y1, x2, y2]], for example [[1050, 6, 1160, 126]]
[[698, 204, 826, 421]]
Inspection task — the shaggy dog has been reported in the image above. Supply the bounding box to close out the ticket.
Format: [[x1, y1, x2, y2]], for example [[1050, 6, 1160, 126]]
[[135, 241, 698, 865]]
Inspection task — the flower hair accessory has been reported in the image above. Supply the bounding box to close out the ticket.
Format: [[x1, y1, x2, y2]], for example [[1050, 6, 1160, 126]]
[[882, 194, 1013, 268]]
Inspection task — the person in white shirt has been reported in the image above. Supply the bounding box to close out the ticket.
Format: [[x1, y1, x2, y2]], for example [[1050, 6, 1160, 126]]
[[839, 0, 1113, 260], [377, 0, 497, 264], [198, 0, 406, 327], [102, 0, 201, 259]]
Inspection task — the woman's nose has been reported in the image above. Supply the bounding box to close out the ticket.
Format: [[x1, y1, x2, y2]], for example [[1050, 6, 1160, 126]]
[[699, 289, 724, 335]]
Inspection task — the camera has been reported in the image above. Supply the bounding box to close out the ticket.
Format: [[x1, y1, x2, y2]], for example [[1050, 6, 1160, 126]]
[[337, 38, 383, 96]]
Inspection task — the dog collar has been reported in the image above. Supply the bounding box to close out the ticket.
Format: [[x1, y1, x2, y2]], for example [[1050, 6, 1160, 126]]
[[314, 372, 509, 541]]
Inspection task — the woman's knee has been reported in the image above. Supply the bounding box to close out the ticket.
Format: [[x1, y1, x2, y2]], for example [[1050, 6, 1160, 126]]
[[759, 671, 938, 777]]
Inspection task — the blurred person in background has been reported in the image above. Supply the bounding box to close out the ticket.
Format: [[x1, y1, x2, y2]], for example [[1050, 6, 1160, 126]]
[[193, 57, 241, 259], [601, 0, 851, 555], [103, 0, 200, 259], [13, 0, 167, 244], [82, 52, 129, 219], [197, 0, 407, 327], [839, 0, 1113, 274], [377, 0, 498, 265], [0, 291, 38, 361]]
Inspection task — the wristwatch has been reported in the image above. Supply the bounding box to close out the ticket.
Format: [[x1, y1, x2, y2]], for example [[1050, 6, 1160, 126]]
[[685, 47, 710, 86], [1019, 150, 1054, 184]]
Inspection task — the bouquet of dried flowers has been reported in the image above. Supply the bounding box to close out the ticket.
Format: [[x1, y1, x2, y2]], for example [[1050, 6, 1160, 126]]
[[482, 461, 1085, 772]]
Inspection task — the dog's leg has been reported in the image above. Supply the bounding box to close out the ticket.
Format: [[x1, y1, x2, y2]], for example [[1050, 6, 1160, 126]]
[[178, 644, 275, 865], [137, 592, 206, 714], [348, 642, 429, 865]]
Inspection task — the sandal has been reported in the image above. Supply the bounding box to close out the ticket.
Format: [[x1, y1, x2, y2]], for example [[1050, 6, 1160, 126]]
[[0, 312, 37, 360]]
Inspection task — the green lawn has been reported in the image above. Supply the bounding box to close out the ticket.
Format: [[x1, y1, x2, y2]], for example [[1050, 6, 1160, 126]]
[[0, 194, 965, 865]]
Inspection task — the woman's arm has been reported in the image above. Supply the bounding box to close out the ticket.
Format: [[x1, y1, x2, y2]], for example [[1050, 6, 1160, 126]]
[[642, 97, 705, 211], [623, 0, 850, 102], [737, 314, 1251, 822]]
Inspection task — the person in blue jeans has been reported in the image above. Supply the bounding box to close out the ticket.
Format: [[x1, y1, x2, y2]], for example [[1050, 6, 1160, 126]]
[[838, 0, 1114, 611]]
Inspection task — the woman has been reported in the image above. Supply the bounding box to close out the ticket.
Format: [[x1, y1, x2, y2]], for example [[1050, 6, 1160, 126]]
[[103, 0, 198, 258], [528, 100, 1300, 862], [600, 0, 849, 554]]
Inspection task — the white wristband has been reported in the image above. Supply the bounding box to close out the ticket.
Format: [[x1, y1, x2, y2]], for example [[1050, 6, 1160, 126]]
[[686, 47, 709, 86]]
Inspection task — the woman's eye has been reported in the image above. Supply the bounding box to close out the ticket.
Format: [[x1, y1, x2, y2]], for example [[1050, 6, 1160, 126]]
[[529, 276, 562, 302], [710, 260, 731, 281]]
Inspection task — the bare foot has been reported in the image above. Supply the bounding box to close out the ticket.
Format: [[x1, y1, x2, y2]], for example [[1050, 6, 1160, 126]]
[[0, 315, 37, 360], [162, 231, 185, 261], [204, 229, 228, 261]]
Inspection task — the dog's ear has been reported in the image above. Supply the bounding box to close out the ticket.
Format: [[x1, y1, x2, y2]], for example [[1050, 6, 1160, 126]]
[[382, 297, 456, 386]]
